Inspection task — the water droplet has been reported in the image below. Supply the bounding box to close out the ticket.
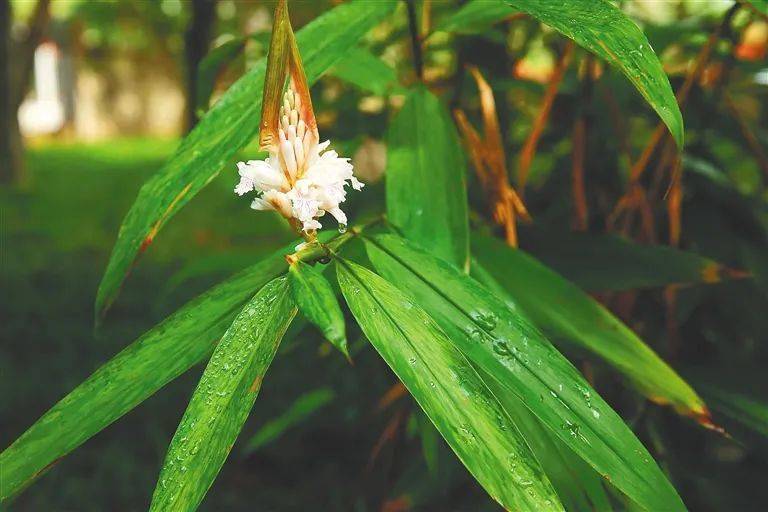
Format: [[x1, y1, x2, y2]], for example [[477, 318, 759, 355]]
[[408, 356, 417, 365], [338, 223, 347, 234]]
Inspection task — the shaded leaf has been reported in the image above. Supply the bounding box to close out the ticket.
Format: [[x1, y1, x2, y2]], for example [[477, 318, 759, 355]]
[[503, 0, 684, 147], [336, 258, 562, 511], [289, 260, 348, 358], [244, 388, 335, 452], [519, 227, 744, 291], [364, 234, 685, 512], [196, 37, 247, 114], [96, 0, 397, 319], [472, 233, 708, 421], [435, 0, 516, 35], [330, 47, 399, 95], [149, 276, 296, 511], [386, 86, 469, 270]]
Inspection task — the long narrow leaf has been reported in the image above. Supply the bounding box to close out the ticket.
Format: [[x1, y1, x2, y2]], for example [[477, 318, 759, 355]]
[[95, 0, 396, 318], [149, 276, 296, 511], [0, 243, 297, 501], [364, 234, 686, 512], [519, 228, 745, 291], [503, 0, 684, 147], [337, 259, 562, 511], [386, 86, 470, 270], [472, 233, 708, 421]]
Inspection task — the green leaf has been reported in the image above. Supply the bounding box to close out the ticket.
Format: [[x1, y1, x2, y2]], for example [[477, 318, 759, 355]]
[[289, 260, 348, 359], [149, 276, 296, 511], [386, 86, 470, 270], [472, 233, 708, 420], [244, 388, 335, 452], [435, 0, 516, 35], [364, 234, 685, 512], [336, 258, 562, 511], [502, 0, 684, 147], [196, 37, 247, 114], [478, 366, 612, 512], [329, 47, 399, 95], [0, 242, 296, 501], [520, 227, 743, 291], [697, 384, 768, 438], [95, 0, 397, 319], [747, 0, 768, 15]]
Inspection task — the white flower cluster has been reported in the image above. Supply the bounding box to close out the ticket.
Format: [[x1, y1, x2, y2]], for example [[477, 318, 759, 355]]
[[235, 88, 363, 232]]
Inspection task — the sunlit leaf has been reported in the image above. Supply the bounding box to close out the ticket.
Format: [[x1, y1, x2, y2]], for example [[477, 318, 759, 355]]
[[289, 260, 348, 359], [95, 0, 397, 319], [364, 234, 685, 512], [503, 0, 684, 147], [472, 233, 708, 421], [149, 276, 296, 511], [337, 258, 562, 511], [244, 388, 335, 452], [330, 47, 399, 95], [386, 86, 469, 270]]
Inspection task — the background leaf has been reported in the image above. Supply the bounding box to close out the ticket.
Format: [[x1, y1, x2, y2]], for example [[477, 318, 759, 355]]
[[244, 388, 335, 452], [95, 0, 396, 319], [472, 233, 707, 420], [337, 258, 562, 511], [195, 37, 246, 115], [149, 276, 296, 511], [289, 260, 348, 358], [519, 227, 744, 291], [434, 0, 516, 35], [329, 47, 399, 95], [386, 86, 470, 270], [364, 234, 685, 512], [503, 0, 684, 147]]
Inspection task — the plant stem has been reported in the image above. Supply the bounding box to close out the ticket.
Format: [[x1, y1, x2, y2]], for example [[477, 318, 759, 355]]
[[405, 0, 424, 82]]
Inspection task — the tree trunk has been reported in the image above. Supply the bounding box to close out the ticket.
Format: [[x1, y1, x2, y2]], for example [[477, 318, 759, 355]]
[[183, 0, 217, 132], [0, 0, 51, 185]]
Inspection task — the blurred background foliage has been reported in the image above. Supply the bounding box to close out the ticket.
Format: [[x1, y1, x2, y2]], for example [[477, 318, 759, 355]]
[[2, 0, 767, 510]]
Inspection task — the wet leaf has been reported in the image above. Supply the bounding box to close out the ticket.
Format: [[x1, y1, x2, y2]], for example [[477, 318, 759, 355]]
[[435, 0, 517, 35], [95, 0, 396, 319], [364, 234, 686, 512], [0, 239, 304, 501], [471, 233, 708, 421], [149, 276, 296, 511], [503, 0, 684, 147], [386, 86, 469, 270], [337, 258, 562, 511], [289, 260, 348, 359]]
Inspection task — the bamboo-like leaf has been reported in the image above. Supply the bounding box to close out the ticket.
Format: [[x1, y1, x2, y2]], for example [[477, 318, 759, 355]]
[[364, 234, 686, 512], [435, 0, 516, 35], [330, 47, 399, 95], [472, 233, 708, 421], [0, 243, 298, 501], [336, 258, 562, 511], [503, 0, 684, 147], [149, 276, 296, 512], [244, 388, 335, 452], [386, 86, 469, 270], [95, 0, 396, 319], [478, 366, 612, 512], [519, 228, 746, 291], [289, 260, 348, 358]]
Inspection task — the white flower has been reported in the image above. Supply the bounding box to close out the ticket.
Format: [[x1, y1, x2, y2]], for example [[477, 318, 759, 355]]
[[235, 88, 363, 233]]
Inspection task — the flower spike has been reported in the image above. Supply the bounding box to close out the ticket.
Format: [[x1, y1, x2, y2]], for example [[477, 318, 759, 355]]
[[238, 0, 363, 239]]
